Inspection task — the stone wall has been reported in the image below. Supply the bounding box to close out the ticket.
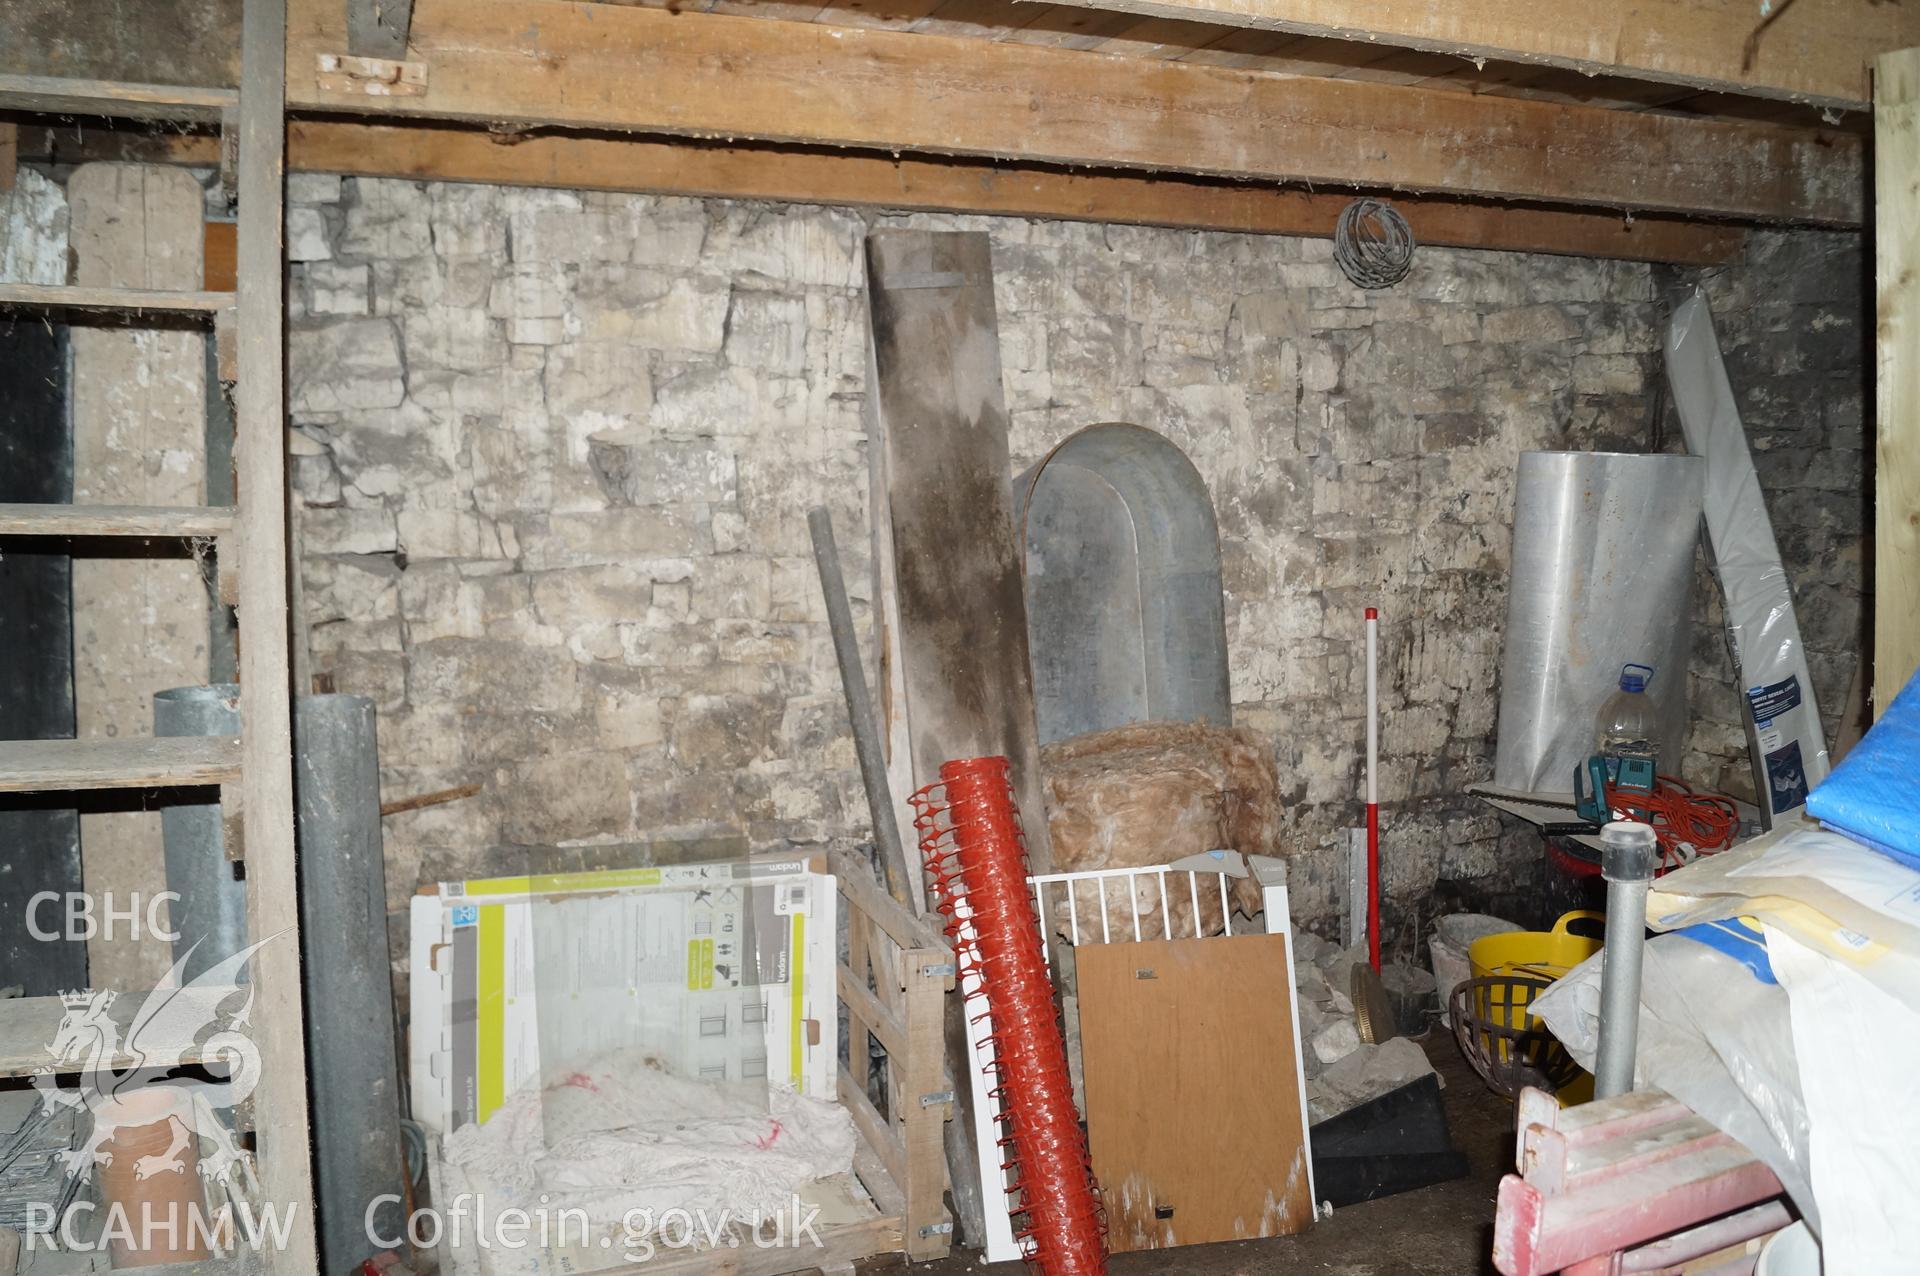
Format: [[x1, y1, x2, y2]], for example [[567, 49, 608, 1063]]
[[283, 175, 1864, 944]]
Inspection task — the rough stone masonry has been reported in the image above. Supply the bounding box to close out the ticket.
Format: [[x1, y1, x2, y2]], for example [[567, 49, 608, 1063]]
[[281, 175, 1866, 946]]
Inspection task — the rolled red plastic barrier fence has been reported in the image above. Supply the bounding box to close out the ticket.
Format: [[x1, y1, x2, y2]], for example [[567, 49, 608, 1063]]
[[913, 756, 1107, 1276]]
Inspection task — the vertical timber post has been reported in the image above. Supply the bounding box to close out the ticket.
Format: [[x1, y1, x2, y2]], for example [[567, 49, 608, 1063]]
[[1876, 49, 1920, 716], [238, 0, 319, 1266]]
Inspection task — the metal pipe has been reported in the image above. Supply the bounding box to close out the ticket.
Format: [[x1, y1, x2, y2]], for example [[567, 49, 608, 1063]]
[[807, 506, 917, 911], [155, 684, 248, 981], [1365, 605, 1380, 972], [294, 694, 407, 1275], [1619, 1200, 1792, 1272], [1594, 820, 1658, 1099]]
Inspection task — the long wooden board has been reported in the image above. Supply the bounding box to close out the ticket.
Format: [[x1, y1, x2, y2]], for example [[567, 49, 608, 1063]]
[[0, 736, 240, 793], [1032, 0, 1915, 112], [235, 0, 320, 1268], [51, 120, 1749, 266], [0, 503, 234, 537], [863, 230, 1055, 872], [0, 72, 235, 121], [0, 283, 232, 313], [0, 986, 247, 1077], [280, 0, 1862, 224], [864, 229, 1056, 1247], [1877, 48, 1920, 717], [1077, 935, 1314, 1250]]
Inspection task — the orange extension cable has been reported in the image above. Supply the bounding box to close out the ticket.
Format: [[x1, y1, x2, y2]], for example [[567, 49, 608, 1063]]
[[1604, 775, 1741, 874]]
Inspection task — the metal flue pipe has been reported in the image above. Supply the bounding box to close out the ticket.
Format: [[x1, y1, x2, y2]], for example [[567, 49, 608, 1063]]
[[1594, 820, 1658, 1099]]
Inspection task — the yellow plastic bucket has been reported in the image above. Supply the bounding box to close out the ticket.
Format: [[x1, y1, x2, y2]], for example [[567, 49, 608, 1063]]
[[1469, 910, 1605, 983], [1460, 911, 1604, 1103]]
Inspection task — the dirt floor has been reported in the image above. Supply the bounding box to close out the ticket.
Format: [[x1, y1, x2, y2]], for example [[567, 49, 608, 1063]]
[[887, 1032, 1512, 1276]]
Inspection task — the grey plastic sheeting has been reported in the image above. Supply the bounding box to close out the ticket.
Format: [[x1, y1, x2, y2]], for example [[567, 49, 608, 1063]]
[[1493, 450, 1702, 794], [1017, 423, 1230, 745]]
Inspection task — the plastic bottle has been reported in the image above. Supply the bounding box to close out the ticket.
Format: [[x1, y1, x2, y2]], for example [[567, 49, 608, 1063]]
[[1595, 663, 1659, 771]]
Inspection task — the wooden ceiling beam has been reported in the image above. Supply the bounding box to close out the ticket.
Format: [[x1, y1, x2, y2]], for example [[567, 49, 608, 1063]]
[[1026, 0, 1913, 113], [281, 0, 1862, 225], [299, 121, 1747, 264], [24, 117, 1746, 264]]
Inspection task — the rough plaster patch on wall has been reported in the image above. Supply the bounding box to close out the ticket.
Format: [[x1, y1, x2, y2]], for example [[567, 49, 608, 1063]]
[[284, 176, 1862, 944]]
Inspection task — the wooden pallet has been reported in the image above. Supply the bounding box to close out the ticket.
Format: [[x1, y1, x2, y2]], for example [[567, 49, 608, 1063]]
[[832, 848, 955, 1263]]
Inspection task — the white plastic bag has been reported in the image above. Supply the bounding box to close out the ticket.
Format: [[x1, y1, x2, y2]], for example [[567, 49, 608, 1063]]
[[1766, 926, 1920, 1274], [1531, 935, 1815, 1226], [1647, 823, 1920, 1013]]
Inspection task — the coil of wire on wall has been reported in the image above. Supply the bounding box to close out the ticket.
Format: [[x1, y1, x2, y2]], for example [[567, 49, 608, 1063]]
[[1334, 198, 1416, 290], [913, 756, 1108, 1276]]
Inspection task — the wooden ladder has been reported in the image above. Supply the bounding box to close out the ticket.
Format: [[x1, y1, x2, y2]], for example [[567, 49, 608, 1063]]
[[0, 2, 318, 1271]]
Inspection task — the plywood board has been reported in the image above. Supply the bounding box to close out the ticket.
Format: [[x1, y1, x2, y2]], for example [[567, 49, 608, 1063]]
[[1077, 934, 1314, 1249]]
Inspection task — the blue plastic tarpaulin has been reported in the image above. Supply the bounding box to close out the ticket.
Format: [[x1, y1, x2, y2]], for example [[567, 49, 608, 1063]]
[[1806, 667, 1920, 868]]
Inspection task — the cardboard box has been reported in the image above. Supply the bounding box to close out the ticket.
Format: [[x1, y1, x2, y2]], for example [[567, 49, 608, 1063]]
[[409, 859, 837, 1135]]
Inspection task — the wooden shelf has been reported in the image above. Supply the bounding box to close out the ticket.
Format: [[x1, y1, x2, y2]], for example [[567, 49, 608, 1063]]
[[0, 985, 247, 1078], [0, 73, 237, 123], [0, 503, 234, 538], [0, 736, 241, 794], [0, 284, 235, 315]]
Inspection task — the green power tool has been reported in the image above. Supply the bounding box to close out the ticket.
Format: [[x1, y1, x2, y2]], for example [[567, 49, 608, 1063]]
[[1574, 753, 1656, 824]]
